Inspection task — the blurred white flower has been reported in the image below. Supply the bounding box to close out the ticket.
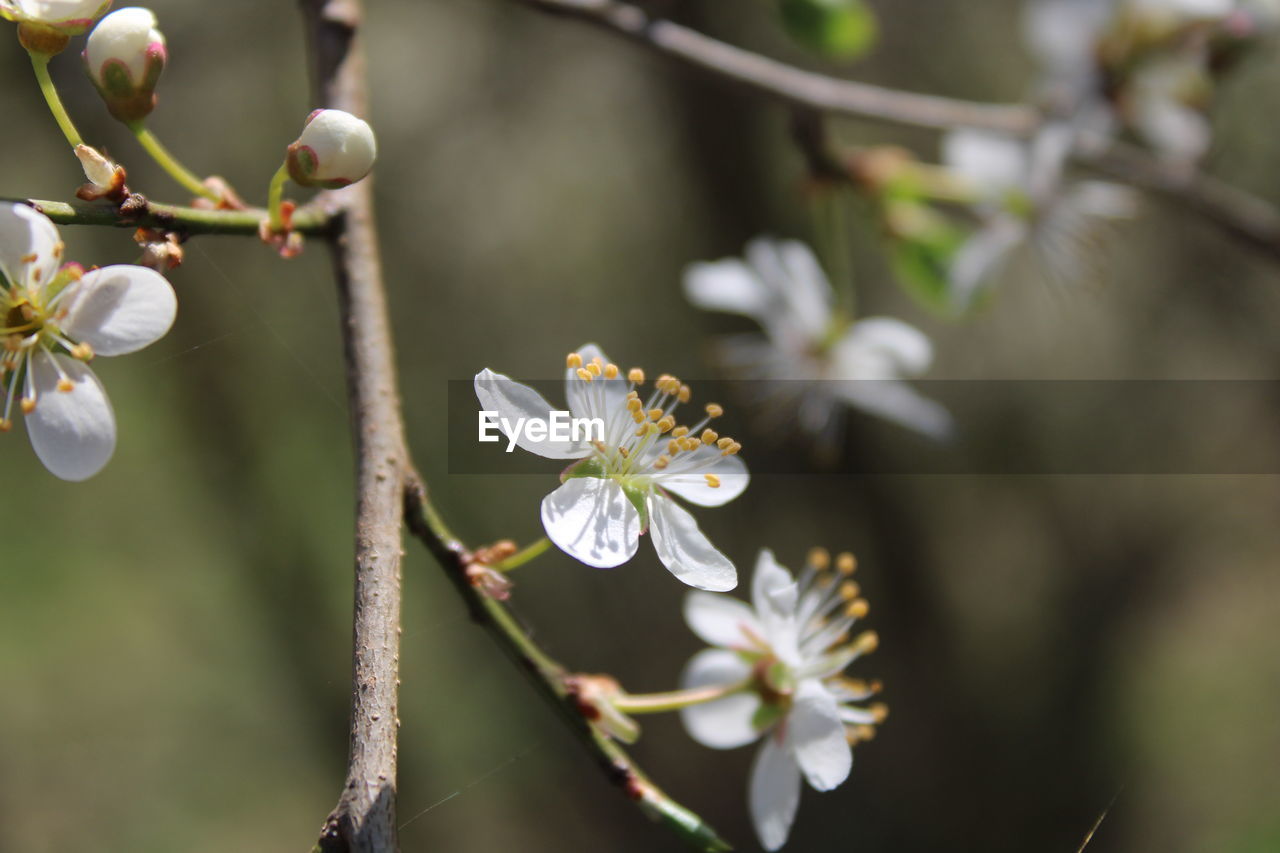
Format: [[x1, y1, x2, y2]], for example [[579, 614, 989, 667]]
[[84, 6, 165, 122], [0, 0, 110, 36], [474, 344, 747, 591], [1125, 55, 1214, 162], [943, 126, 1136, 305], [680, 548, 884, 851], [684, 238, 950, 440], [1023, 0, 1114, 96], [286, 109, 377, 189], [0, 203, 176, 480]]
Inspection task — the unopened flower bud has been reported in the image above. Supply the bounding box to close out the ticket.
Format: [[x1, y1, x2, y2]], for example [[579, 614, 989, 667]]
[[74, 143, 127, 201], [286, 109, 377, 189], [3, 0, 111, 54], [83, 6, 164, 123]]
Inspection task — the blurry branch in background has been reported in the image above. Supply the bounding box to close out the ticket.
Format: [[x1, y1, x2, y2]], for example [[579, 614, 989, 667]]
[[8, 197, 334, 236], [519, 0, 1280, 264], [403, 479, 733, 853], [301, 1, 408, 851]]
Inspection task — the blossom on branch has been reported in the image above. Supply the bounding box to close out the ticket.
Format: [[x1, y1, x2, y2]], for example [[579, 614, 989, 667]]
[[474, 344, 747, 591], [684, 237, 950, 440], [0, 203, 176, 480], [680, 548, 885, 851]]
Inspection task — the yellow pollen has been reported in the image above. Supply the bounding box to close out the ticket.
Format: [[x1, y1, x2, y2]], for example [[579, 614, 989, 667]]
[[576, 368, 593, 382], [567, 353, 583, 369], [632, 412, 646, 424], [701, 429, 718, 445], [592, 440, 607, 452], [592, 356, 603, 367], [604, 363, 619, 379], [704, 474, 721, 488], [628, 367, 644, 384], [56, 378, 73, 393], [586, 362, 602, 377], [627, 390, 640, 400], [682, 437, 700, 452], [705, 403, 723, 418], [21, 398, 35, 414], [657, 416, 675, 433], [618, 446, 629, 458], [839, 582, 858, 602], [627, 400, 643, 413], [635, 425, 649, 436], [671, 426, 689, 438], [870, 702, 889, 723], [721, 441, 742, 456], [0, 419, 10, 432], [716, 437, 733, 450], [854, 630, 879, 654], [846, 599, 870, 619], [850, 724, 878, 743], [870, 679, 884, 694], [654, 455, 670, 469], [70, 342, 94, 361], [648, 408, 665, 421], [809, 547, 831, 570], [837, 553, 857, 575], [667, 439, 680, 455], [677, 384, 691, 403]]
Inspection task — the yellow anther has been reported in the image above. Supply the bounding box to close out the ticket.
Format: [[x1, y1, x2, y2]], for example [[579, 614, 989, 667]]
[[70, 342, 94, 361], [870, 702, 889, 723], [56, 378, 73, 393], [845, 599, 870, 620], [671, 426, 689, 438], [808, 547, 831, 570], [854, 630, 879, 655], [0, 419, 10, 432], [592, 356, 603, 367], [701, 429, 718, 445], [632, 411, 646, 424], [682, 437, 700, 452], [567, 352, 583, 369], [628, 367, 645, 384], [618, 446, 629, 458], [592, 440, 607, 453], [576, 368, 593, 382], [716, 437, 733, 450], [849, 724, 878, 744], [627, 400, 643, 414], [667, 439, 680, 455], [677, 384, 691, 403], [604, 363, 619, 379], [627, 390, 640, 400], [657, 416, 675, 433], [654, 455, 670, 470], [21, 398, 35, 414], [586, 362, 602, 377], [837, 553, 857, 575], [649, 408, 665, 421], [839, 581, 858, 602], [704, 474, 721, 488], [635, 425, 649, 436], [705, 403, 724, 418], [721, 441, 742, 456]]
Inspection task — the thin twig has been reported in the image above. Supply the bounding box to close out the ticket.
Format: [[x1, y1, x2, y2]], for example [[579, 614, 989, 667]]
[[301, 1, 409, 851], [12, 196, 333, 235], [403, 479, 733, 853], [516, 0, 1280, 261]]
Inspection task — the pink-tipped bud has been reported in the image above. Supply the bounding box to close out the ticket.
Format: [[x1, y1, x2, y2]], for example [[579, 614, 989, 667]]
[[286, 109, 377, 189], [83, 6, 165, 123]]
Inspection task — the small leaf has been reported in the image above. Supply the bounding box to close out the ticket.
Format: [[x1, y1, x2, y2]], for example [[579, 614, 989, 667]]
[[780, 0, 878, 60], [888, 229, 965, 315]]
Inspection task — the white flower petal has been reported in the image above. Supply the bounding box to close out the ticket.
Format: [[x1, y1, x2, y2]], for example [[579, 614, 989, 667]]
[[789, 679, 853, 792], [656, 449, 748, 507], [830, 378, 954, 440], [770, 239, 833, 342], [474, 368, 588, 458], [682, 257, 773, 324], [540, 476, 640, 568], [832, 317, 934, 379], [0, 203, 61, 291], [942, 129, 1029, 195], [751, 549, 798, 626], [749, 731, 803, 852], [648, 494, 737, 591], [684, 590, 762, 649], [58, 265, 176, 356], [678, 648, 760, 749], [25, 350, 115, 482], [948, 214, 1028, 308]]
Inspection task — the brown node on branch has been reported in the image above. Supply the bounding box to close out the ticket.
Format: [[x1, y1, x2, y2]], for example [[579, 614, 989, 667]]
[[258, 201, 304, 259], [133, 227, 186, 272]]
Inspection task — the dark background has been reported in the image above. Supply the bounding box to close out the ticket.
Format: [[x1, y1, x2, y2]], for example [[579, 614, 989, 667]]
[[2, 1, 1279, 851]]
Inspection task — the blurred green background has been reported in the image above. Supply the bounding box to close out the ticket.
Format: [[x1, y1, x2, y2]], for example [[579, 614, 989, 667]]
[[2, 1, 1280, 851]]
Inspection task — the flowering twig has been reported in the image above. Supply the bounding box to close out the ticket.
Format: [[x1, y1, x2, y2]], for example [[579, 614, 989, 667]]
[[403, 479, 733, 853], [516, 0, 1280, 263], [10, 196, 333, 236], [300, 1, 408, 851]]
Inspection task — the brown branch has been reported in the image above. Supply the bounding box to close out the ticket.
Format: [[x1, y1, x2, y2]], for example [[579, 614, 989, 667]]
[[301, 2, 408, 851], [522, 0, 1036, 134], [517, 0, 1280, 262]]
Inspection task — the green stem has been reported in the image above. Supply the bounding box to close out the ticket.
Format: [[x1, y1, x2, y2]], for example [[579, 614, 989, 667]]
[[15, 197, 333, 236], [813, 186, 856, 319], [491, 536, 552, 572], [29, 52, 83, 148], [129, 123, 221, 203], [612, 679, 753, 714], [267, 162, 291, 231]]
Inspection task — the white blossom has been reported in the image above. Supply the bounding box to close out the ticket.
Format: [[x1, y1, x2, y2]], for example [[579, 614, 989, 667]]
[[684, 237, 950, 440], [0, 203, 176, 480], [84, 6, 165, 122], [286, 109, 378, 189], [680, 549, 885, 850], [0, 0, 110, 35], [474, 344, 747, 591]]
